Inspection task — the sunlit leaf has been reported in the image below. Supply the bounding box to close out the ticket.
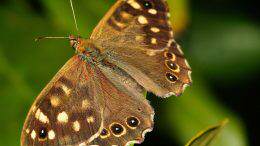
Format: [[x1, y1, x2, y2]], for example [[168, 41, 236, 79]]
[[185, 119, 228, 146]]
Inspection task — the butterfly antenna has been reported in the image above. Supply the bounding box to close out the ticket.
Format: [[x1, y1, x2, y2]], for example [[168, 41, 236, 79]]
[[69, 0, 79, 34], [35, 36, 70, 42]]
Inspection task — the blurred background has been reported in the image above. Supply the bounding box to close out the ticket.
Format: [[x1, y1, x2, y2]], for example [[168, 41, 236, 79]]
[[0, 0, 259, 146]]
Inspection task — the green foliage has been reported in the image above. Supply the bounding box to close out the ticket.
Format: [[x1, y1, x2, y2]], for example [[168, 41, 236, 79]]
[[185, 119, 228, 146]]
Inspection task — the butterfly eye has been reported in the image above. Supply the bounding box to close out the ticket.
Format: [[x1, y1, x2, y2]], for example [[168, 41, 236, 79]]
[[126, 116, 140, 129], [110, 123, 126, 137], [142, 1, 153, 9], [38, 127, 48, 140], [166, 72, 178, 82], [74, 41, 80, 48], [70, 39, 78, 49]]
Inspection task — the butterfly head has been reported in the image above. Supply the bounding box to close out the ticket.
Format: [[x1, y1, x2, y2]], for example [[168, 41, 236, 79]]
[[69, 35, 85, 53], [69, 35, 100, 62]]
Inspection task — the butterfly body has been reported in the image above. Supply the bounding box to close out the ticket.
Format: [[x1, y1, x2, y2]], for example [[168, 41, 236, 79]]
[[21, 0, 192, 146]]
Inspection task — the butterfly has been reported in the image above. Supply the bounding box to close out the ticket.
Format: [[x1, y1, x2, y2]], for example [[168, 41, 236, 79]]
[[21, 0, 192, 146]]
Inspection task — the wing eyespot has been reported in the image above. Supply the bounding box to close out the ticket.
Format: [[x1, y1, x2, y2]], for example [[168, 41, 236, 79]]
[[165, 60, 180, 73], [141, 1, 153, 9], [164, 52, 176, 61], [38, 127, 48, 141], [110, 123, 126, 137], [126, 116, 140, 129], [166, 72, 178, 83], [100, 128, 111, 139]]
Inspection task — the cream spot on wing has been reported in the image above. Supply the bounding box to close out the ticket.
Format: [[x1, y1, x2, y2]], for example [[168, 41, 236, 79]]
[[73, 121, 81, 132], [57, 111, 69, 123], [48, 130, 55, 140], [39, 112, 49, 123], [87, 116, 95, 123], [151, 38, 157, 44], [138, 15, 148, 24], [50, 96, 60, 107], [120, 11, 133, 19], [148, 9, 157, 15], [32, 105, 37, 112], [82, 99, 90, 109], [35, 108, 41, 118], [31, 130, 36, 139], [26, 129, 30, 134], [61, 85, 71, 95], [79, 142, 86, 146], [150, 27, 160, 33], [127, 0, 141, 9], [35, 109, 49, 123]]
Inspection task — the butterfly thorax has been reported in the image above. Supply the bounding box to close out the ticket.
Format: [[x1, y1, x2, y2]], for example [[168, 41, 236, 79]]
[[69, 35, 101, 63]]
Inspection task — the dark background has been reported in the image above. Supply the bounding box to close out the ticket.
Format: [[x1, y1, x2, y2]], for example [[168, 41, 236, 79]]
[[0, 0, 259, 146]]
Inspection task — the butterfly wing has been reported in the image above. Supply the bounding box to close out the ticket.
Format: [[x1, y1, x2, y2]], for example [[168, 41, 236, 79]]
[[21, 56, 154, 146], [90, 0, 192, 97], [88, 62, 154, 146], [21, 56, 103, 146], [91, 0, 172, 51]]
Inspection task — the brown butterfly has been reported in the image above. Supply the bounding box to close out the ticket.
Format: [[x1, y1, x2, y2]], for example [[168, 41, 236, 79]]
[[21, 0, 192, 146]]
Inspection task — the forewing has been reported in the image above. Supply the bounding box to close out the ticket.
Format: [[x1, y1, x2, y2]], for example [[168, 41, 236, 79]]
[[21, 56, 103, 146], [91, 0, 172, 51], [90, 0, 192, 97]]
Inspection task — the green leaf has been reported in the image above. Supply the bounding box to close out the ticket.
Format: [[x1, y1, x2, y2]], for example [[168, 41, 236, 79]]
[[185, 119, 229, 146]]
